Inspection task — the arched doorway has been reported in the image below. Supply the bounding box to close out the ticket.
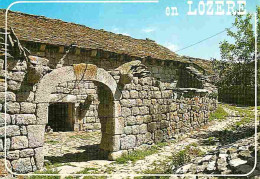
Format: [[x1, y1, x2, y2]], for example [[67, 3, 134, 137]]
[[34, 64, 121, 166]]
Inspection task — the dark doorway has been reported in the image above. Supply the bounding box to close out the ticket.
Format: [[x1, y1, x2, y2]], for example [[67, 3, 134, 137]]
[[48, 103, 74, 132]]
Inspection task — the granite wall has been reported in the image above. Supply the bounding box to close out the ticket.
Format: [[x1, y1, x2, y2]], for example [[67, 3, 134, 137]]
[[0, 39, 217, 174]]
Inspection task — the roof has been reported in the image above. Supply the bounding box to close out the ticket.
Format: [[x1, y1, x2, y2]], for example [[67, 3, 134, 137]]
[[0, 9, 178, 61], [181, 55, 215, 75]]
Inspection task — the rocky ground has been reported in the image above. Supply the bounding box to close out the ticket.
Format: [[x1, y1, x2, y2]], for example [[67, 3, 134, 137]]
[[175, 106, 259, 176], [32, 104, 259, 178]]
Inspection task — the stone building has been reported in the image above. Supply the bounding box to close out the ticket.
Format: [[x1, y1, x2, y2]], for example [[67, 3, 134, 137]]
[[0, 10, 217, 174]]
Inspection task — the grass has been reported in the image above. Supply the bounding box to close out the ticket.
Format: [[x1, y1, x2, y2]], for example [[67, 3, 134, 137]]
[[82, 177, 106, 179], [115, 142, 171, 164], [116, 146, 159, 164], [64, 176, 80, 179], [172, 143, 205, 168], [76, 167, 106, 179], [140, 157, 173, 175], [28, 168, 60, 179], [209, 105, 228, 121], [205, 136, 219, 145], [76, 167, 99, 174], [135, 175, 170, 179], [222, 104, 255, 130], [138, 143, 204, 176], [104, 166, 116, 174], [224, 104, 255, 118], [231, 117, 252, 130], [156, 142, 169, 148]]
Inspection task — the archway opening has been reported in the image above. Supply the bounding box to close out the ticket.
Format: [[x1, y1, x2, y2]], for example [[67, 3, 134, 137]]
[[43, 80, 115, 165]]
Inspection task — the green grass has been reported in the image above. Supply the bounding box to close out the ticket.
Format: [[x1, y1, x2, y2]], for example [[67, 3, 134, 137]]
[[135, 175, 170, 179], [205, 136, 219, 145], [209, 105, 228, 121], [64, 176, 80, 179], [156, 142, 169, 148], [172, 143, 205, 168], [138, 143, 204, 175], [116, 146, 159, 164], [44, 161, 68, 169], [224, 104, 255, 118], [77, 167, 99, 174], [28, 168, 60, 179], [76, 167, 106, 179], [115, 142, 172, 164], [231, 117, 252, 130], [82, 177, 106, 179], [140, 157, 173, 175]]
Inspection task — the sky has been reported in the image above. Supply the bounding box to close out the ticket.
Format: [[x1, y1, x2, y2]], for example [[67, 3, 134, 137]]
[[0, 0, 258, 60]]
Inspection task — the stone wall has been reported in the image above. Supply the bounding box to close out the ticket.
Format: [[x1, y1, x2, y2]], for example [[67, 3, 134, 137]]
[[0, 39, 217, 174], [52, 80, 101, 132], [0, 58, 45, 174], [115, 78, 216, 157]]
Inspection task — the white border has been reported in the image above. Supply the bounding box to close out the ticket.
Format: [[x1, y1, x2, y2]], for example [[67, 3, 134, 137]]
[[4, 1, 258, 177]]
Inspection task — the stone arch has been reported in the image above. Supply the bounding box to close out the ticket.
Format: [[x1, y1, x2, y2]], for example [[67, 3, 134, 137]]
[[34, 64, 122, 165], [35, 64, 119, 103]]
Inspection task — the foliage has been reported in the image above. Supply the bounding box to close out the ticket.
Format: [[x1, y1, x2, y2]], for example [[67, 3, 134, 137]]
[[208, 91, 218, 99], [209, 105, 228, 121], [214, 7, 259, 87], [211, 57, 231, 82], [219, 7, 259, 64]]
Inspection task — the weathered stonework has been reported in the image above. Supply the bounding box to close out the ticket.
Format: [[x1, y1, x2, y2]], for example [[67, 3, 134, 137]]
[[0, 10, 218, 174]]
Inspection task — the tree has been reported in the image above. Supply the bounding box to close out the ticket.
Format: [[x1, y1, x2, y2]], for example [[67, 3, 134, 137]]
[[219, 6, 259, 64], [217, 7, 260, 106]]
